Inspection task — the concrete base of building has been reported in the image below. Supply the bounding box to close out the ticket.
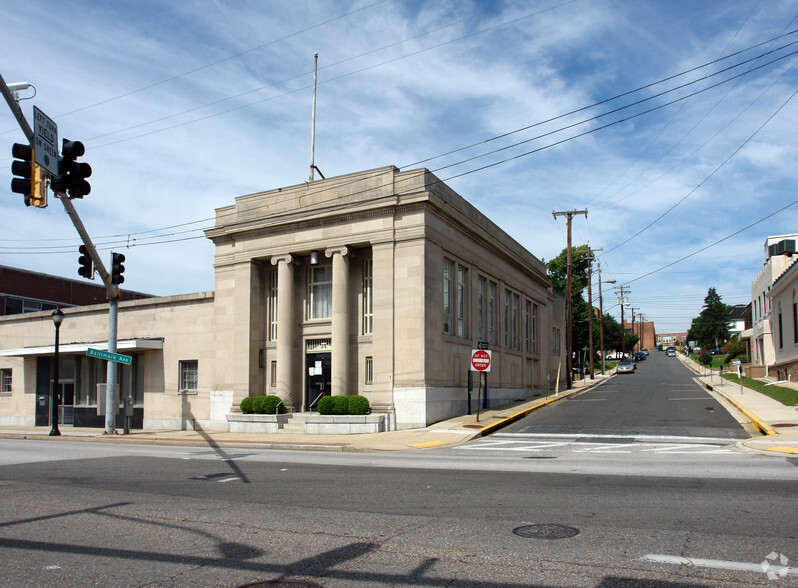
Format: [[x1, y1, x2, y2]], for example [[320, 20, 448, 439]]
[[226, 413, 289, 433], [393, 385, 548, 430]]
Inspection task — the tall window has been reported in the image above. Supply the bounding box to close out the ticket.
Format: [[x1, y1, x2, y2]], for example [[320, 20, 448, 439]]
[[456, 266, 468, 337], [179, 360, 198, 392], [268, 272, 278, 340], [363, 258, 373, 335], [488, 281, 497, 344], [308, 265, 333, 320], [512, 293, 520, 349], [504, 290, 511, 347], [0, 369, 11, 393], [477, 277, 486, 341], [525, 301, 531, 353], [532, 302, 539, 354], [270, 361, 277, 388], [365, 356, 373, 385], [553, 327, 561, 355], [778, 302, 783, 349], [443, 259, 453, 334]]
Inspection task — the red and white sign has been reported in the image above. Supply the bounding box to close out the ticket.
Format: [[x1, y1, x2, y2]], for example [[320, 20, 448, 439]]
[[470, 349, 492, 372]]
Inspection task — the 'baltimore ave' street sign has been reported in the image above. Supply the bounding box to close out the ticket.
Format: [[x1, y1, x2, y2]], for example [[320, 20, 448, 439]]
[[87, 348, 132, 365]]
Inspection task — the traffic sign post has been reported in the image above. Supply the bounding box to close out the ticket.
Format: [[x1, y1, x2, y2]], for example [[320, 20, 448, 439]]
[[470, 349, 492, 421]]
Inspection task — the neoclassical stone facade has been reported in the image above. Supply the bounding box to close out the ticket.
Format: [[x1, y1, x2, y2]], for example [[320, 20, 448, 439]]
[[0, 166, 565, 431]]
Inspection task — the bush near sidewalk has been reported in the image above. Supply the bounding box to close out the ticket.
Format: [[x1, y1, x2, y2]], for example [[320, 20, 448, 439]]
[[721, 374, 798, 406]]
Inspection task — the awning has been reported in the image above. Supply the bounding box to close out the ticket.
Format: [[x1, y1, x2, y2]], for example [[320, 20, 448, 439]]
[[0, 338, 164, 358]]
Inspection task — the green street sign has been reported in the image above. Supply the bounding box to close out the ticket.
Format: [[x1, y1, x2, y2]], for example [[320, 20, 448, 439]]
[[87, 347, 132, 365]]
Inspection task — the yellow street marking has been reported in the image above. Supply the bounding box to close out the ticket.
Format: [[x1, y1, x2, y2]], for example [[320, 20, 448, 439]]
[[763, 446, 798, 454], [410, 440, 449, 449]]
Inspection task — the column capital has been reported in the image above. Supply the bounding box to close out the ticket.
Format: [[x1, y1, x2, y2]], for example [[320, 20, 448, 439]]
[[270, 254, 293, 266], [325, 246, 348, 259]]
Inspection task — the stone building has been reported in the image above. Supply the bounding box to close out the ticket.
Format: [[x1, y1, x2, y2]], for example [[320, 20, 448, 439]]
[[0, 166, 565, 431]]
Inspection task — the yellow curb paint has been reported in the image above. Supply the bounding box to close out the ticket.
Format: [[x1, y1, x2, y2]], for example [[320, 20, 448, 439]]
[[410, 440, 450, 449], [764, 446, 798, 454]]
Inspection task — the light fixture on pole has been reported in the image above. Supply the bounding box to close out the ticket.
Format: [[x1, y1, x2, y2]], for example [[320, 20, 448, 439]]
[[50, 307, 64, 436], [309, 251, 319, 265]]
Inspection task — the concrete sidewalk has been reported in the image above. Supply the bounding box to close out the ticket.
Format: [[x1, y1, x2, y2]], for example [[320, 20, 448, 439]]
[[0, 376, 602, 453], [680, 355, 798, 457], [2, 365, 797, 457]]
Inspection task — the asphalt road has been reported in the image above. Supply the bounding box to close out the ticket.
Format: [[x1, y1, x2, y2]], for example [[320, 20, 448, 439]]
[[0, 438, 796, 587], [504, 350, 749, 439]]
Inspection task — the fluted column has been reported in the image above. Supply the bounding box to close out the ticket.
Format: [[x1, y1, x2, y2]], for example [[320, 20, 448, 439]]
[[326, 246, 349, 396], [271, 255, 295, 408]]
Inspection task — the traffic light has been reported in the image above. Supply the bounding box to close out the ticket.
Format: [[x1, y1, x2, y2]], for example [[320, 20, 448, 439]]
[[111, 252, 125, 285], [51, 139, 91, 198], [10, 143, 46, 207], [78, 245, 93, 279]]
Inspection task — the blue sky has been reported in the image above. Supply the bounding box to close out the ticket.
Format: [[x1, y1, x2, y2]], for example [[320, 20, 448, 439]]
[[2, 0, 797, 333]]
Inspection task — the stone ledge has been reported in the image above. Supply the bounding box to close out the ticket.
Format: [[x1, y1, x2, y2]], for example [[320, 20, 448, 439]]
[[226, 413, 386, 434]]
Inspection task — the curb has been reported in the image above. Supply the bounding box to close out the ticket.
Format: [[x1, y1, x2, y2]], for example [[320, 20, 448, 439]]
[[474, 376, 611, 437], [702, 382, 778, 436]]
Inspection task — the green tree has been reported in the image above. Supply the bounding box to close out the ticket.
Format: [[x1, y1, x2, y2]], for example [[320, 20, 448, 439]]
[[547, 245, 592, 359], [687, 287, 731, 349]]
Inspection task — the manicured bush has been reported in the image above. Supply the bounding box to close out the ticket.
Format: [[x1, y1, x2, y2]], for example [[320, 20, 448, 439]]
[[317, 396, 335, 415], [698, 353, 712, 366], [332, 395, 349, 415], [250, 395, 285, 414], [316, 395, 371, 415], [347, 395, 370, 415], [239, 397, 254, 414]]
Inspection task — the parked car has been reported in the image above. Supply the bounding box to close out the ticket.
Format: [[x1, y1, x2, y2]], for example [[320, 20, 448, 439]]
[[642, 348, 650, 355], [617, 359, 636, 373], [633, 351, 646, 361], [666, 347, 676, 357]]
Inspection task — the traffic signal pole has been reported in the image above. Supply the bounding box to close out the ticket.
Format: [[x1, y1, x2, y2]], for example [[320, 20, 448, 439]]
[[2, 72, 120, 434]]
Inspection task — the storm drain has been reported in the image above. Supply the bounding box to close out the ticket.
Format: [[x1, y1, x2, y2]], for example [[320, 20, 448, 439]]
[[512, 524, 580, 540]]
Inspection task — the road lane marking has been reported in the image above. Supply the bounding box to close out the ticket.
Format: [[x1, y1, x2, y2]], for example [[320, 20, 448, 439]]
[[640, 554, 797, 577]]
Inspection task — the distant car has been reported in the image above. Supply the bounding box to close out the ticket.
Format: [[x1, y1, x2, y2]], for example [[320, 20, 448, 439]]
[[708, 348, 720, 355], [642, 348, 650, 355], [666, 347, 676, 357], [617, 359, 636, 373], [634, 351, 646, 361]]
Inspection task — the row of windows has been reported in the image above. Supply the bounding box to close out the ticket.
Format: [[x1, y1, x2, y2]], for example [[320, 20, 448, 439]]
[[3, 295, 62, 316], [267, 258, 374, 341], [443, 258, 541, 354], [267, 356, 374, 388]]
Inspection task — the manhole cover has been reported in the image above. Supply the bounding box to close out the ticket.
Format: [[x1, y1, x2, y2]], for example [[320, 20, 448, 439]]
[[773, 423, 798, 428], [463, 424, 483, 429], [512, 524, 580, 540], [238, 581, 324, 587]]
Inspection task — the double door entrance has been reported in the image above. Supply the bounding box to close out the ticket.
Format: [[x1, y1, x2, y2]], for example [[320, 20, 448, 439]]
[[305, 352, 331, 411]]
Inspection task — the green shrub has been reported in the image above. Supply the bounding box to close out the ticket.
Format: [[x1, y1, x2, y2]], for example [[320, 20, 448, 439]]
[[239, 397, 254, 414], [698, 353, 713, 366], [317, 396, 335, 415], [332, 395, 349, 415], [348, 395, 370, 415], [250, 395, 285, 414]]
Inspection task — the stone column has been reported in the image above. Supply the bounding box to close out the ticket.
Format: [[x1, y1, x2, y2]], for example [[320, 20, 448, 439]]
[[326, 246, 349, 396], [271, 255, 295, 409]]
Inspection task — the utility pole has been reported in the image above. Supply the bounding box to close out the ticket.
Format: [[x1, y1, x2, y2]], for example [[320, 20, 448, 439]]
[[614, 285, 630, 357], [629, 307, 636, 353], [596, 262, 614, 375], [587, 247, 602, 380], [552, 209, 587, 390], [2, 72, 120, 435]]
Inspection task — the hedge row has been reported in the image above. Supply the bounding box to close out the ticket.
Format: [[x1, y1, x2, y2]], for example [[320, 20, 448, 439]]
[[317, 395, 370, 415], [240, 395, 286, 414]]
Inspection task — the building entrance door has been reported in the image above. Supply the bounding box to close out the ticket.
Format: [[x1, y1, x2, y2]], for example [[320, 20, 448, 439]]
[[305, 352, 331, 411]]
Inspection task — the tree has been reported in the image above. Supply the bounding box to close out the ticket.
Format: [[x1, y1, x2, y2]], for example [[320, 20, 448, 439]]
[[547, 245, 592, 360], [687, 287, 732, 349]]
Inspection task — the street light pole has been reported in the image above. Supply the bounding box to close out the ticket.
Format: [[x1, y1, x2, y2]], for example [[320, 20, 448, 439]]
[[50, 307, 64, 436]]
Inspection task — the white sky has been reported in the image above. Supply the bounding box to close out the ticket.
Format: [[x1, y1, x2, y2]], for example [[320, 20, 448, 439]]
[[2, 0, 797, 333]]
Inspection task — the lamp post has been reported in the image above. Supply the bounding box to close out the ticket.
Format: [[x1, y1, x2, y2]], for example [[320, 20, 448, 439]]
[[50, 307, 64, 436]]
